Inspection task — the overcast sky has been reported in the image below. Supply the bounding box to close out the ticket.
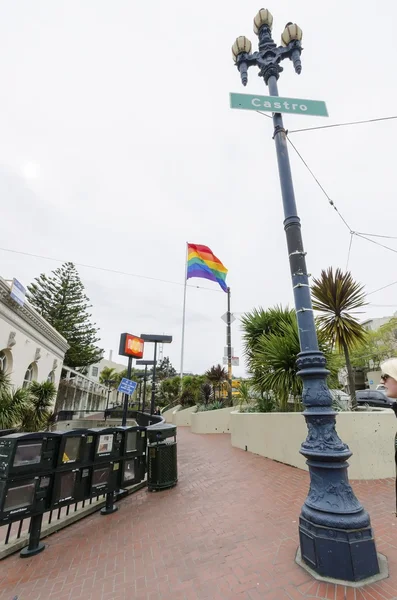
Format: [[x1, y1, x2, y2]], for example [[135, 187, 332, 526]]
[[0, 1, 396, 375]]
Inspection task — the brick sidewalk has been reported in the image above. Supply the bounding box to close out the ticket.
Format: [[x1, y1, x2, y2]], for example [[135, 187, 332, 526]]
[[0, 428, 397, 600]]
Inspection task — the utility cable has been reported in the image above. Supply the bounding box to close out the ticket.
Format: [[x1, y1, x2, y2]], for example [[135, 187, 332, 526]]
[[0, 246, 223, 293], [257, 110, 397, 300], [288, 115, 397, 135], [286, 136, 353, 232], [355, 232, 397, 240], [367, 279, 397, 297], [355, 233, 397, 256], [346, 232, 354, 271]]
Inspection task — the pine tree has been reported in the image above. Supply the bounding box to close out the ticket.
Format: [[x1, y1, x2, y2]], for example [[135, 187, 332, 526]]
[[27, 262, 104, 369], [156, 357, 177, 381]]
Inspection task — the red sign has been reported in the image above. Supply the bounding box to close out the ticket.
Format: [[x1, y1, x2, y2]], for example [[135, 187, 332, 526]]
[[119, 333, 144, 359]]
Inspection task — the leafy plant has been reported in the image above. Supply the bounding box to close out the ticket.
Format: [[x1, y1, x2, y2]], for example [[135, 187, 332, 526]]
[[350, 318, 397, 371], [99, 367, 117, 384], [20, 381, 57, 432], [201, 383, 212, 405], [242, 305, 340, 412], [236, 380, 252, 411], [198, 400, 224, 412], [311, 268, 368, 408], [180, 375, 205, 407], [254, 392, 275, 413], [0, 387, 31, 430], [205, 365, 227, 400], [158, 376, 181, 407]]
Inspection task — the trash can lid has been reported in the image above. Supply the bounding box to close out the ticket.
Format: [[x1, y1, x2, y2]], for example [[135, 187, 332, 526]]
[[147, 423, 176, 441]]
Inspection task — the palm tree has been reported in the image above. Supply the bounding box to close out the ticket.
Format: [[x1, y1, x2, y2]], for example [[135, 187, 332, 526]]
[[241, 305, 296, 368], [311, 267, 368, 408], [201, 383, 212, 406], [99, 367, 117, 384], [205, 365, 227, 400], [237, 380, 251, 411], [250, 316, 303, 411], [20, 381, 57, 432], [0, 386, 31, 430], [242, 305, 340, 411]]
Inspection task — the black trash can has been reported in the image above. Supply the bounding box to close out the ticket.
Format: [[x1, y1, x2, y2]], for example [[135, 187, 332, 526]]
[[146, 424, 177, 491]]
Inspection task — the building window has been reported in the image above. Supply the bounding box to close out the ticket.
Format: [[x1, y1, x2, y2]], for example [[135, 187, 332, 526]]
[[23, 363, 37, 388], [0, 351, 7, 374], [91, 366, 99, 377], [47, 371, 55, 383]]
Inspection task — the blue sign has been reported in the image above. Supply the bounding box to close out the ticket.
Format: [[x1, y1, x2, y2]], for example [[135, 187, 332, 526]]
[[369, 380, 374, 385], [118, 378, 137, 396], [10, 278, 26, 307]]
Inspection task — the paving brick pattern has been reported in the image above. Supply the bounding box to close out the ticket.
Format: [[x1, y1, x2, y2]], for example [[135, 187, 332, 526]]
[[0, 428, 397, 599]]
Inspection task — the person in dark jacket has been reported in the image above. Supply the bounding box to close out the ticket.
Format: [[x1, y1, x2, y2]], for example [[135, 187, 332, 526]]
[[380, 358, 397, 515]]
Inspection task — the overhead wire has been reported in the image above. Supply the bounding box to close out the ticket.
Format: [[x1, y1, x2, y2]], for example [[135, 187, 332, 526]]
[[346, 233, 354, 271], [258, 114, 397, 299], [367, 280, 397, 297], [288, 115, 397, 135], [355, 232, 397, 240], [355, 233, 397, 256], [286, 136, 353, 232], [0, 246, 223, 293]]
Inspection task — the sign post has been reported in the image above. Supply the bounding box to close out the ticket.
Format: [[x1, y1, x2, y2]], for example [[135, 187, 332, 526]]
[[118, 333, 144, 426]]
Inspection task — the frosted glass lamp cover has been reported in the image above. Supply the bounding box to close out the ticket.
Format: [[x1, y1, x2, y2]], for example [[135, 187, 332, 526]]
[[281, 23, 303, 45], [231, 36, 252, 62], [253, 8, 273, 34]]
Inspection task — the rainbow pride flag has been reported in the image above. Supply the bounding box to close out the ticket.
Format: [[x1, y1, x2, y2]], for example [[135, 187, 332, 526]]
[[187, 243, 228, 292]]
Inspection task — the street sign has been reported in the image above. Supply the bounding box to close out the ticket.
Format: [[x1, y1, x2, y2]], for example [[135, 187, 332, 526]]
[[118, 378, 137, 396], [221, 313, 236, 324], [223, 356, 239, 366], [10, 278, 26, 307], [224, 347, 234, 357], [230, 92, 328, 117]]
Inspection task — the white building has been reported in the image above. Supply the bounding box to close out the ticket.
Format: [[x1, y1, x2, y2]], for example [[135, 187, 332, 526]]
[[0, 276, 69, 389], [362, 312, 397, 332], [88, 351, 127, 382]]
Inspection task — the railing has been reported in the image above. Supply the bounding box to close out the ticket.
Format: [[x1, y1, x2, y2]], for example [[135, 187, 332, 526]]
[[55, 408, 165, 427], [1, 492, 106, 547], [0, 412, 164, 559], [55, 409, 106, 422], [104, 408, 164, 427], [0, 481, 146, 559]]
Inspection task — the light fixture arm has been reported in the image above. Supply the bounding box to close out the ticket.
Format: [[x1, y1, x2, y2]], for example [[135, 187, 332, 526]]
[[235, 24, 303, 85]]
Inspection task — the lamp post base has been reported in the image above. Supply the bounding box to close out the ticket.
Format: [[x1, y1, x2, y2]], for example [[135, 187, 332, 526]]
[[20, 541, 45, 558], [299, 516, 379, 582], [100, 504, 118, 515], [296, 546, 388, 588]]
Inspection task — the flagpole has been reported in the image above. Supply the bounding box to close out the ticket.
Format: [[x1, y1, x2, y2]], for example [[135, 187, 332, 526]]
[[227, 287, 233, 406], [180, 242, 189, 380]]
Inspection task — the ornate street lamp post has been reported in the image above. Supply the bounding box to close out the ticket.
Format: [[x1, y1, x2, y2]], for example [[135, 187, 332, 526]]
[[231, 9, 380, 582]]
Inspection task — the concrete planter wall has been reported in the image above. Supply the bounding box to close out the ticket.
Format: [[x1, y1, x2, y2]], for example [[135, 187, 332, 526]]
[[191, 406, 235, 434], [230, 409, 396, 480], [173, 405, 197, 426], [162, 405, 181, 424]]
